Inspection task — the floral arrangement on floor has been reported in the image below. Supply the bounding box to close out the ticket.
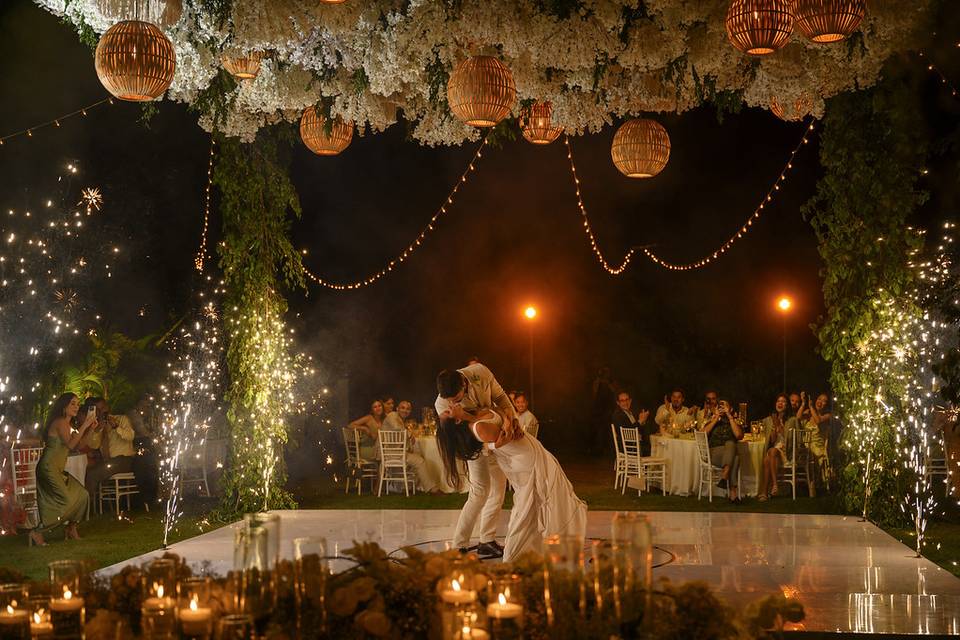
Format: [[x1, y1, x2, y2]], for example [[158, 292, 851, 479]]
[[35, 0, 933, 145], [1, 542, 803, 639]]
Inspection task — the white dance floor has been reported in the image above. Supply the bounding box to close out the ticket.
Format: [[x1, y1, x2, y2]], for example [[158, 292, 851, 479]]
[[105, 510, 960, 635]]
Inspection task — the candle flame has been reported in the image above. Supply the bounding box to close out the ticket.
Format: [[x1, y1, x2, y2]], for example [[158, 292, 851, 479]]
[[190, 598, 198, 612], [452, 579, 461, 592], [5, 605, 13, 615], [462, 625, 471, 636], [33, 612, 42, 624], [498, 593, 507, 606], [154, 583, 164, 598], [63, 589, 72, 600]]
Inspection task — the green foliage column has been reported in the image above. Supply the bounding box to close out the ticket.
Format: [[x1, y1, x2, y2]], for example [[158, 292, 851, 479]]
[[803, 64, 929, 525], [214, 130, 305, 515]]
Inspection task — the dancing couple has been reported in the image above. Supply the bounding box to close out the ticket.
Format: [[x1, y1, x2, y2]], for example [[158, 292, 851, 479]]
[[434, 362, 586, 562]]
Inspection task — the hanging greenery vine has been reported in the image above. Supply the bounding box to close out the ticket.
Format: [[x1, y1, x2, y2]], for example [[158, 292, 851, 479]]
[[802, 60, 931, 527], [212, 126, 306, 517]]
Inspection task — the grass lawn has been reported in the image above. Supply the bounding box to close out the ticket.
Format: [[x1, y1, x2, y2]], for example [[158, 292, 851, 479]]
[[2, 459, 958, 582]]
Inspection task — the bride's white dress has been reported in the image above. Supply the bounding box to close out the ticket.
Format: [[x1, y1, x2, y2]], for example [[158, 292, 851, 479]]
[[470, 417, 587, 562]]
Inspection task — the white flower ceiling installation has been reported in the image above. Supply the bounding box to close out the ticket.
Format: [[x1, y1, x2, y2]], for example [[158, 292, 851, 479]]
[[37, 0, 934, 146]]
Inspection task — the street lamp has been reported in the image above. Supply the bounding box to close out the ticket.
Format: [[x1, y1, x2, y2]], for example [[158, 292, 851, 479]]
[[523, 305, 537, 406], [776, 295, 792, 393]]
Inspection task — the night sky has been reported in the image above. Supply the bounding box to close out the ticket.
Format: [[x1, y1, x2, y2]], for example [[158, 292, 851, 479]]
[[4, 0, 954, 443]]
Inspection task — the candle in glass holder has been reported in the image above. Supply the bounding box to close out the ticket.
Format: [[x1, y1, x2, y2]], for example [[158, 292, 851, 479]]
[[48, 592, 83, 640], [178, 577, 212, 639], [179, 598, 212, 638], [0, 605, 30, 640], [440, 579, 476, 606], [27, 598, 52, 640], [486, 576, 522, 640], [141, 584, 174, 612]]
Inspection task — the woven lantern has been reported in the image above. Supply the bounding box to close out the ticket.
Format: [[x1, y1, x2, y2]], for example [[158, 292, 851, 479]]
[[222, 51, 264, 80], [610, 119, 671, 179], [725, 0, 794, 56], [299, 107, 353, 156], [791, 0, 866, 43], [95, 20, 176, 101], [520, 101, 563, 145], [770, 94, 813, 121], [447, 56, 516, 128]]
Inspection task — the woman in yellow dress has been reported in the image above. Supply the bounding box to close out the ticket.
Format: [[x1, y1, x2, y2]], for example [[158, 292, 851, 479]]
[[30, 393, 97, 546]]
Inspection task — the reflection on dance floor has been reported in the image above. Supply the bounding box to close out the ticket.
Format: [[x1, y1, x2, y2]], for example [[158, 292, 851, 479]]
[[106, 510, 960, 635]]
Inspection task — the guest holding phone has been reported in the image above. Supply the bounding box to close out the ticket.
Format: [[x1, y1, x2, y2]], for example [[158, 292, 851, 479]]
[[31, 393, 96, 546]]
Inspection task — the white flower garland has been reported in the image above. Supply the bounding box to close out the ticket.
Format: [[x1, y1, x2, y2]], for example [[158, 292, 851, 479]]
[[35, 0, 934, 145]]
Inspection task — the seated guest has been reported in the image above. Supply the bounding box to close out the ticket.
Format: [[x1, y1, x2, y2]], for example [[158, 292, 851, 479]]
[[655, 389, 696, 433], [611, 392, 653, 455], [701, 399, 743, 503], [382, 400, 438, 493], [804, 392, 832, 495], [759, 394, 789, 501], [695, 390, 720, 430], [382, 397, 396, 416], [84, 398, 155, 505], [32, 393, 96, 546], [514, 392, 539, 436], [349, 400, 385, 460]]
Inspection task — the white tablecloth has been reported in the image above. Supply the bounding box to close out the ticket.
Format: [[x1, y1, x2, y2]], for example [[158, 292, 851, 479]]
[[65, 454, 87, 484], [414, 435, 468, 494], [650, 435, 766, 497]]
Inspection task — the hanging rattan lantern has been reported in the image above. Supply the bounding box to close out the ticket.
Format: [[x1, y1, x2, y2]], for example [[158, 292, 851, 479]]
[[95, 20, 176, 101], [520, 101, 563, 145], [725, 0, 794, 56], [611, 119, 671, 179], [222, 51, 264, 80], [791, 0, 865, 43], [446, 56, 516, 128], [299, 107, 353, 156], [770, 94, 813, 121]]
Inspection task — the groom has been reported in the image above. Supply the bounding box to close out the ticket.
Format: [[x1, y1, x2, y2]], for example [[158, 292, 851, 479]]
[[436, 362, 521, 559]]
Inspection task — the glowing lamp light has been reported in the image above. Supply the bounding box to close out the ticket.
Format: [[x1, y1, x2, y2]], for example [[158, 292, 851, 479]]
[[777, 296, 792, 312], [524, 306, 537, 320]]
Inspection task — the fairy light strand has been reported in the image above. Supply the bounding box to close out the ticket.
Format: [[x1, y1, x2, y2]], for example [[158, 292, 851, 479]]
[[641, 120, 815, 271], [302, 136, 488, 290], [918, 51, 960, 99], [194, 136, 216, 272], [0, 98, 113, 147]]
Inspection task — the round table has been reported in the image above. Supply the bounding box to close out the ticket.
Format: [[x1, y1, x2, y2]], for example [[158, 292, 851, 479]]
[[64, 454, 87, 485], [414, 434, 468, 494], [650, 434, 766, 497]]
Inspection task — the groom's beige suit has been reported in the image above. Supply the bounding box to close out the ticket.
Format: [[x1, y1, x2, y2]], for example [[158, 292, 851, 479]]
[[435, 363, 517, 549]]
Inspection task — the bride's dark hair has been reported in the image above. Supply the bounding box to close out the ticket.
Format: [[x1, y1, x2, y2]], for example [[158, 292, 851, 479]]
[[436, 417, 484, 491]]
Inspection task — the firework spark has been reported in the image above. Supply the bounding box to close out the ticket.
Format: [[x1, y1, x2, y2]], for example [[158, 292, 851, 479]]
[[79, 188, 103, 212]]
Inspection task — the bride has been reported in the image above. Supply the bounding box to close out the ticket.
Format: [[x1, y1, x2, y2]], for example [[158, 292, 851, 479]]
[[437, 409, 587, 562]]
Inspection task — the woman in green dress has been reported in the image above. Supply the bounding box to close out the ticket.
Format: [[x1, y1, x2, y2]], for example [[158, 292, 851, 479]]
[[348, 399, 385, 461], [30, 393, 97, 546]]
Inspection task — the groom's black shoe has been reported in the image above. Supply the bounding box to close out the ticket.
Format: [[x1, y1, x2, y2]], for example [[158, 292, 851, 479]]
[[477, 541, 504, 560], [487, 540, 504, 554]]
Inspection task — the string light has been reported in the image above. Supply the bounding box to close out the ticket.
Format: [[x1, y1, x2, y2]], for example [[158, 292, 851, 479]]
[[640, 121, 816, 271], [194, 136, 216, 272], [0, 98, 113, 147], [918, 51, 960, 99], [302, 136, 488, 290]]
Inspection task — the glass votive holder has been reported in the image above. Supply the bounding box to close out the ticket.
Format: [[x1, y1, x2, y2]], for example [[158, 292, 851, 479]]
[[610, 512, 652, 625], [0, 584, 30, 640], [142, 559, 176, 611], [486, 576, 522, 640], [140, 606, 176, 640], [242, 513, 280, 570], [293, 537, 328, 634], [48, 562, 84, 640], [543, 535, 586, 624], [452, 605, 488, 640], [177, 578, 212, 639], [234, 527, 271, 620], [438, 561, 477, 608], [216, 614, 252, 640], [26, 596, 52, 640]]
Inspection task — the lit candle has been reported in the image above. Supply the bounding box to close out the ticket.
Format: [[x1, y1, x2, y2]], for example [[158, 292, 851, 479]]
[[454, 625, 490, 640], [486, 593, 522, 620], [48, 591, 83, 640], [30, 612, 53, 639], [0, 605, 30, 640], [440, 579, 476, 605], [142, 585, 174, 612], [178, 598, 212, 637]]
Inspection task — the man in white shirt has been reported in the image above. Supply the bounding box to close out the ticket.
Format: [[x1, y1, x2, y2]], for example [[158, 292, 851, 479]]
[[436, 363, 520, 559], [84, 398, 139, 498], [655, 389, 696, 433], [514, 392, 539, 437], [382, 400, 438, 493]]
